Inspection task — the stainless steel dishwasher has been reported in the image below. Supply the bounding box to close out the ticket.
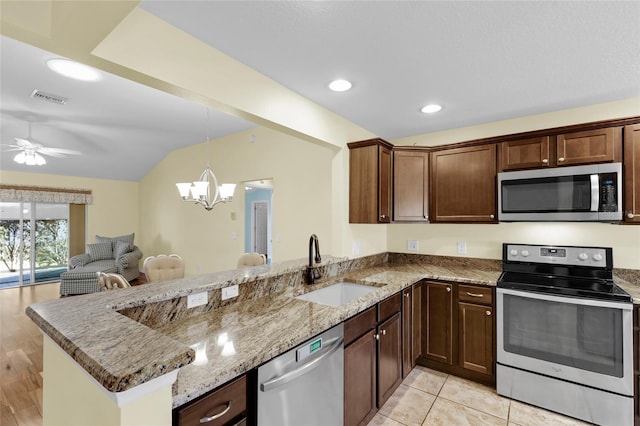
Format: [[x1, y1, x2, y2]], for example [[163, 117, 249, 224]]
[[257, 323, 344, 426]]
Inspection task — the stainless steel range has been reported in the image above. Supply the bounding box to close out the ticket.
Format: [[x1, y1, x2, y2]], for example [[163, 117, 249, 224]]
[[496, 243, 633, 426]]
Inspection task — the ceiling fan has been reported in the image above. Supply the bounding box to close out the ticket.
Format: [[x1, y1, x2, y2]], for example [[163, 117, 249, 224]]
[[2, 124, 81, 166]]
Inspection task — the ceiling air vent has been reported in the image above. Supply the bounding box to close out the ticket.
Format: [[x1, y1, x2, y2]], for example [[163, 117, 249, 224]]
[[30, 89, 69, 105]]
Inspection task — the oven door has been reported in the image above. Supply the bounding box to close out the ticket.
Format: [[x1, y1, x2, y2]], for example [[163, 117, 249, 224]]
[[497, 288, 633, 396]]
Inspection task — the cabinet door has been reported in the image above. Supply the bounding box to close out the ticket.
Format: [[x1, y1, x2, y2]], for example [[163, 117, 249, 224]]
[[378, 145, 392, 223], [499, 137, 551, 171], [411, 283, 422, 366], [344, 330, 377, 426], [458, 303, 493, 376], [349, 144, 379, 223], [377, 312, 402, 407], [393, 150, 429, 221], [430, 144, 497, 222], [402, 287, 413, 378], [624, 124, 640, 223], [556, 127, 622, 166], [423, 281, 453, 365]]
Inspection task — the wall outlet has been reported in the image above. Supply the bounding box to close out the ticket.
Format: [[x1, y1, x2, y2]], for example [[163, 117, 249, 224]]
[[231, 231, 237, 240], [407, 240, 418, 252], [187, 292, 208, 308], [352, 241, 362, 255], [222, 285, 239, 300], [457, 241, 467, 254]]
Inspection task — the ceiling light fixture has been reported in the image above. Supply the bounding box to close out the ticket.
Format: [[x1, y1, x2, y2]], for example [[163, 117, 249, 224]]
[[328, 79, 352, 92], [46, 59, 102, 82], [176, 108, 236, 211], [421, 104, 442, 114]]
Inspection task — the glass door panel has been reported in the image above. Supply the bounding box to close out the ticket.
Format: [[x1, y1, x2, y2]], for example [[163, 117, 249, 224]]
[[0, 201, 68, 288]]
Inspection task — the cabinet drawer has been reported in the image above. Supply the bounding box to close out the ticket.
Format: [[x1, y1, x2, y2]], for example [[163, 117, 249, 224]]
[[177, 375, 246, 426], [378, 293, 401, 322], [345, 306, 377, 346], [458, 285, 493, 306]]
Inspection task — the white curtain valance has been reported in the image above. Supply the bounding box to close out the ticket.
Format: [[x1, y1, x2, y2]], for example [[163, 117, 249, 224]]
[[0, 184, 93, 204]]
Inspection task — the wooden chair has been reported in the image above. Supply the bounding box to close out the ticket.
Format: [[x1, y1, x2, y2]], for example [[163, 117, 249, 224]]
[[237, 252, 266, 268], [96, 271, 131, 291]]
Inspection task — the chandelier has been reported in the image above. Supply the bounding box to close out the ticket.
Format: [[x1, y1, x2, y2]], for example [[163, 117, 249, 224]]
[[176, 108, 236, 211]]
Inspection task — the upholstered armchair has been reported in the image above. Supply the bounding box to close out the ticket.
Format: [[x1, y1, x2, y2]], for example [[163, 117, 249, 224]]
[[61, 233, 143, 295]]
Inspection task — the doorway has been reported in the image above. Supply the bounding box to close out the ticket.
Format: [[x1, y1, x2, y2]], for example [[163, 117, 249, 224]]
[[244, 180, 273, 263], [0, 202, 69, 289]]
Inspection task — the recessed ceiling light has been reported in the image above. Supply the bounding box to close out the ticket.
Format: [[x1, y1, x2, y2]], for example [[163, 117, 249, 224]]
[[46, 59, 102, 82], [328, 79, 352, 92], [421, 104, 442, 114]]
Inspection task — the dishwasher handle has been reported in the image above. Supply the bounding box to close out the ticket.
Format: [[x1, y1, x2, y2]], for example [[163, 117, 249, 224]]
[[259, 337, 343, 392]]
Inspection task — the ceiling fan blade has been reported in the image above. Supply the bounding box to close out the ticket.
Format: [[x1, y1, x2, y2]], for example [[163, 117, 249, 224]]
[[14, 138, 38, 148], [38, 147, 82, 156], [1, 147, 24, 152]]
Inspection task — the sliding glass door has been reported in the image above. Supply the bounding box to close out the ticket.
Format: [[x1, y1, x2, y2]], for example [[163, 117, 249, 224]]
[[0, 201, 69, 288]]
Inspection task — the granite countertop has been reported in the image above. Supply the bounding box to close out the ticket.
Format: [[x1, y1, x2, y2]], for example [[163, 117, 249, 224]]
[[26, 254, 640, 408]]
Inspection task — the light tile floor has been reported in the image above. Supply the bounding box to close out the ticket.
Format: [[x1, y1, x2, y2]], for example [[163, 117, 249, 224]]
[[368, 366, 590, 426]]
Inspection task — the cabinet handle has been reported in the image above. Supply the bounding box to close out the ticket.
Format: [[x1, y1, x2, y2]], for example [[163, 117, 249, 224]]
[[380, 214, 387, 219], [486, 310, 492, 316], [381, 329, 386, 336], [558, 157, 565, 162], [542, 159, 548, 164], [200, 402, 232, 423], [374, 333, 380, 341], [465, 292, 484, 298], [490, 214, 495, 219], [404, 292, 410, 298], [628, 213, 635, 219], [446, 286, 451, 293]]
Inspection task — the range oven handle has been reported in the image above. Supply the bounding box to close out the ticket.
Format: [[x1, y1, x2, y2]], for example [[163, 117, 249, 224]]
[[590, 174, 599, 212], [497, 287, 632, 311]]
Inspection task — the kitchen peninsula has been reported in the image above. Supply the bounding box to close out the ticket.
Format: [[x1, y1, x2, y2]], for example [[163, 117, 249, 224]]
[[27, 253, 640, 425]]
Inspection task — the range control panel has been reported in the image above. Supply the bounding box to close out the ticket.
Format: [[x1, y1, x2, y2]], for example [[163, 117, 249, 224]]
[[505, 243, 610, 268]]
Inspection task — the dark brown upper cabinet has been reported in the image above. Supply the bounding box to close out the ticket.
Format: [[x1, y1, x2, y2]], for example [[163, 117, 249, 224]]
[[348, 139, 393, 223], [624, 124, 640, 223], [393, 149, 429, 222], [555, 127, 622, 166], [430, 144, 497, 223]]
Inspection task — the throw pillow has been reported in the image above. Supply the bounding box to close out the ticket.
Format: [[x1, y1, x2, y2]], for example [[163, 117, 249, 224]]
[[96, 233, 135, 251], [114, 239, 130, 259], [87, 242, 113, 262]]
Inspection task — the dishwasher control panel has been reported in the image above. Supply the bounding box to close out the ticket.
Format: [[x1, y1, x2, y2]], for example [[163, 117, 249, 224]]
[[297, 337, 322, 362]]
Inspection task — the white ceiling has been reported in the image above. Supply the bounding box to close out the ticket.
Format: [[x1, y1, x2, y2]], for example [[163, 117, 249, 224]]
[[2, 1, 639, 182]]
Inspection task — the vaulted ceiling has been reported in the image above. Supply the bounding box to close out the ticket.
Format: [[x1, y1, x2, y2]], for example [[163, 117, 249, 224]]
[[1, 1, 638, 181]]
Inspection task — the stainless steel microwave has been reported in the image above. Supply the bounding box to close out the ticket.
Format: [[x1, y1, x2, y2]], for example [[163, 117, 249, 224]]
[[498, 162, 622, 222]]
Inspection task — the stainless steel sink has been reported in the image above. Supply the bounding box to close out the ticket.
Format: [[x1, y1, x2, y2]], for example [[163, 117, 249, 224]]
[[295, 282, 379, 307]]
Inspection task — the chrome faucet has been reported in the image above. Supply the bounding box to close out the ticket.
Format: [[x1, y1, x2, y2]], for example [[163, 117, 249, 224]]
[[307, 234, 322, 284]]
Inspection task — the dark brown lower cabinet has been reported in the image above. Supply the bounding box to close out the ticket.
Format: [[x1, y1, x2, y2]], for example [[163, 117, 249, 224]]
[[174, 374, 249, 426], [458, 302, 493, 375], [634, 305, 639, 424], [344, 330, 377, 426], [418, 280, 495, 386], [378, 312, 402, 404], [344, 293, 403, 426]]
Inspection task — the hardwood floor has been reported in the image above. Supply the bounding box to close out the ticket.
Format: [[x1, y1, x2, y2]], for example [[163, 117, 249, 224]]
[[1, 282, 59, 426], [0, 275, 146, 425]]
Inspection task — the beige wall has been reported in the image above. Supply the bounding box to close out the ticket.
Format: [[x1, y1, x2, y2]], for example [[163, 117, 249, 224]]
[[386, 98, 640, 269], [0, 170, 139, 247], [138, 126, 337, 275]]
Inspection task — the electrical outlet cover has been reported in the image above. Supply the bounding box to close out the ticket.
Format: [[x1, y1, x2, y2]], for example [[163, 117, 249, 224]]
[[187, 292, 208, 308], [222, 285, 239, 300], [407, 240, 418, 252]]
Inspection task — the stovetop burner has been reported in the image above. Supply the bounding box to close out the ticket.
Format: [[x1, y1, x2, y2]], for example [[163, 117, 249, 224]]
[[498, 243, 632, 303]]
